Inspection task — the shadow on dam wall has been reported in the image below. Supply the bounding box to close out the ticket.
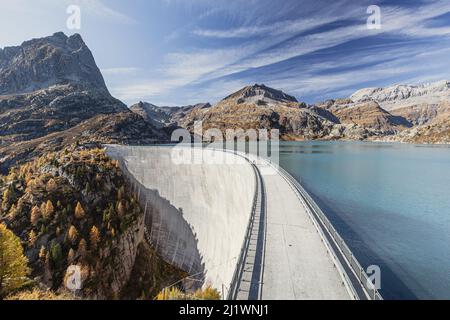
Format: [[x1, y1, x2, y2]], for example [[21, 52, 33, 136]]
[[106, 145, 255, 296], [119, 157, 206, 288]]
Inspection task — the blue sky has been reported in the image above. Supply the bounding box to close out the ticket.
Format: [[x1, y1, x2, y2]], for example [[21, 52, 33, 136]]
[[1, 0, 450, 106]]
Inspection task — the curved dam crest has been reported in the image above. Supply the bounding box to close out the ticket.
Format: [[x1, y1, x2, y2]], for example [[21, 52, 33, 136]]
[[106, 145, 377, 300], [107, 145, 255, 296]]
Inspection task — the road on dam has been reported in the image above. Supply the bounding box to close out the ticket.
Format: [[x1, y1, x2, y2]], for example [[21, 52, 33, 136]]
[[106, 145, 353, 300]]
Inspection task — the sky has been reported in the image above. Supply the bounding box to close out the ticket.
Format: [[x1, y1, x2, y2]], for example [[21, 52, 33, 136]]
[[1, 0, 450, 106]]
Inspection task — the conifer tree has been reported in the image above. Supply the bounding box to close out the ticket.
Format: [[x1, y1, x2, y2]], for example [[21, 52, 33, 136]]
[[28, 230, 37, 247], [30, 206, 41, 226], [8, 204, 17, 219], [68, 226, 78, 245], [43, 200, 55, 219], [89, 226, 100, 250], [0, 224, 30, 299], [46, 178, 57, 192], [50, 243, 63, 268], [117, 201, 126, 217], [39, 246, 46, 261], [77, 239, 87, 259], [67, 248, 75, 264], [74, 202, 85, 219]]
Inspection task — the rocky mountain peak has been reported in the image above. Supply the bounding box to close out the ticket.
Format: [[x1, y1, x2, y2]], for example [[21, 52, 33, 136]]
[[350, 80, 450, 110], [222, 83, 298, 105], [0, 32, 107, 95]]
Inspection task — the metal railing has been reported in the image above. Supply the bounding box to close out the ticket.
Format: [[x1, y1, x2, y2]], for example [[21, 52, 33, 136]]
[[271, 162, 383, 300], [222, 149, 262, 300], [227, 164, 260, 299]]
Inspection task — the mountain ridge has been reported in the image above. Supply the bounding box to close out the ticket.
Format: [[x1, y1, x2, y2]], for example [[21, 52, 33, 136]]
[[222, 84, 298, 106], [133, 81, 449, 144], [350, 80, 450, 111]]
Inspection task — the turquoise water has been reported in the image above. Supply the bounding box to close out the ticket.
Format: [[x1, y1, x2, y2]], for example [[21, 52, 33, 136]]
[[278, 141, 450, 300]]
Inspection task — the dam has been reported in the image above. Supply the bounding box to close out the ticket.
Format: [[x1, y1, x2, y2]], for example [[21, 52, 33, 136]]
[[106, 145, 382, 300]]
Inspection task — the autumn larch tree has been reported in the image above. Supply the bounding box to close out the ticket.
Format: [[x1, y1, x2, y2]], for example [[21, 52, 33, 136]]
[[39, 246, 46, 261], [89, 226, 100, 251], [0, 223, 30, 299], [46, 178, 57, 192], [67, 249, 75, 264], [28, 230, 37, 247], [68, 226, 78, 245], [43, 200, 55, 220], [117, 201, 126, 217], [74, 202, 85, 219], [7, 204, 17, 219], [30, 206, 41, 226], [77, 239, 87, 259]]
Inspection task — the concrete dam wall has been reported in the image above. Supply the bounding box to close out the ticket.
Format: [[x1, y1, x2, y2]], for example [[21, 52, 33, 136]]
[[106, 145, 256, 295]]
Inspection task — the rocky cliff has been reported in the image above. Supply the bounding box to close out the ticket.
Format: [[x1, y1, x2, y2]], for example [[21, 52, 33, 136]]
[[0, 33, 168, 171], [348, 81, 450, 143], [0, 33, 131, 144], [0, 32, 107, 95], [351, 80, 450, 111]]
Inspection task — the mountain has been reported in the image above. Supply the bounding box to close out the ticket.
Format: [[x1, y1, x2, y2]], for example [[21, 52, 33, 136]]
[[151, 82, 448, 143], [129, 102, 172, 129], [0, 146, 185, 299], [222, 84, 298, 106], [349, 81, 450, 143], [0, 33, 180, 300], [126, 81, 448, 144], [129, 102, 212, 129], [351, 80, 450, 111], [0, 32, 107, 94], [0, 32, 132, 144], [0, 111, 168, 173], [321, 100, 412, 133], [172, 84, 335, 140], [0, 33, 167, 170]]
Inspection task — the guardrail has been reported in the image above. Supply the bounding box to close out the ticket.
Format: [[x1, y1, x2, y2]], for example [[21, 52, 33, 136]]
[[227, 163, 260, 299], [272, 162, 383, 300], [222, 149, 262, 300]]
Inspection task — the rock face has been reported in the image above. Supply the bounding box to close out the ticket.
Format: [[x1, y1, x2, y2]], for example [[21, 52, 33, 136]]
[[388, 101, 450, 144], [129, 102, 171, 129], [0, 33, 131, 144], [0, 32, 107, 95], [350, 80, 450, 111], [0, 33, 167, 170], [222, 83, 298, 106], [349, 81, 450, 143], [0, 147, 184, 299], [168, 84, 334, 140], [0, 111, 168, 173], [0, 84, 128, 143], [130, 102, 211, 129], [324, 101, 411, 133], [97, 214, 145, 299]]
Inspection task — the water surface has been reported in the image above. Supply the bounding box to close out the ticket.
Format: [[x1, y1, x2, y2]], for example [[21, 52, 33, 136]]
[[279, 141, 450, 300]]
